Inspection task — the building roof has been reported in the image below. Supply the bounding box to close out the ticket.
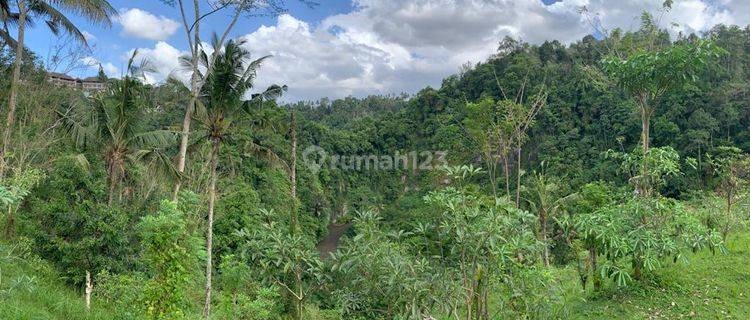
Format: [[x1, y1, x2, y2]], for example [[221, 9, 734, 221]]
[[81, 77, 102, 83], [48, 72, 76, 80], [47, 72, 104, 84]]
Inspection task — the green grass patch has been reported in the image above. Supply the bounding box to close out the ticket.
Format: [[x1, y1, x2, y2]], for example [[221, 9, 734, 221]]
[[0, 242, 115, 320], [564, 232, 750, 319]]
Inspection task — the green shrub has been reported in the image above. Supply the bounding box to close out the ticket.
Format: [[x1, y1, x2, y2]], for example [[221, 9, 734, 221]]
[[138, 200, 203, 319]]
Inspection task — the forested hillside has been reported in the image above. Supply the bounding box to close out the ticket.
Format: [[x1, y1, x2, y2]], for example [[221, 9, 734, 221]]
[[0, 1, 749, 319]]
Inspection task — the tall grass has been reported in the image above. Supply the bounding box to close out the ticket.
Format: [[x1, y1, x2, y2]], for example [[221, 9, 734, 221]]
[[0, 241, 115, 320]]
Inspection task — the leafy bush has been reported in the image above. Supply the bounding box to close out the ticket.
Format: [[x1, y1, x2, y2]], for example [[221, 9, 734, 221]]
[[237, 208, 324, 320], [95, 271, 145, 320], [213, 286, 281, 320], [331, 165, 553, 319], [137, 200, 203, 319], [23, 158, 131, 284]]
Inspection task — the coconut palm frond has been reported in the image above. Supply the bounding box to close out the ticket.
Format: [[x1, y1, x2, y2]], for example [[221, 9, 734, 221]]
[[210, 32, 222, 52], [178, 54, 206, 82], [46, 0, 116, 26], [125, 49, 140, 77], [129, 130, 178, 150], [147, 149, 182, 181], [135, 58, 156, 78], [241, 54, 271, 84], [59, 153, 91, 172], [1, 12, 27, 28], [199, 46, 210, 67], [164, 74, 190, 90], [57, 103, 100, 150], [44, 19, 59, 34], [0, 27, 17, 49], [185, 131, 210, 154], [129, 149, 181, 182], [258, 84, 288, 100], [245, 84, 288, 112], [192, 98, 210, 126], [96, 98, 125, 143], [245, 141, 289, 173], [31, 1, 88, 46], [178, 54, 195, 71], [0, 0, 9, 16], [123, 49, 155, 80]]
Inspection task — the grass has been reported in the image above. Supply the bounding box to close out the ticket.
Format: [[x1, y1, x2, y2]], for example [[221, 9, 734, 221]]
[[564, 231, 750, 319], [1, 232, 748, 319], [0, 241, 115, 320]]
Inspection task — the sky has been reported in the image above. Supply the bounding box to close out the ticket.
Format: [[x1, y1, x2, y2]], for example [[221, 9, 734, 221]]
[[21, 0, 750, 102]]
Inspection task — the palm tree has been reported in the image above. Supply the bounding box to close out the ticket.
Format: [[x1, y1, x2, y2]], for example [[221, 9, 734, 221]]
[[60, 51, 178, 205], [0, 0, 16, 50], [170, 0, 318, 201], [2, 0, 116, 176], [524, 167, 577, 267], [187, 37, 284, 318]]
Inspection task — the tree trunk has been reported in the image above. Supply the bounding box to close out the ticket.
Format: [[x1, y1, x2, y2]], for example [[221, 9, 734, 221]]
[[293, 266, 303, 320], [172, 1, 246, 201], [590, 246, 600, 291], [488, 157, 497, 199], [107, 157, 119, 206], [289, 111, 298, 235], [577, 254, 588, 290], [171, 95, 195, 201], [0, 22, 9, 53], [172, 65, 200, 201], [1, 1, 27, 177], [202, 139, 220, 319], [85, 271, 92, 311], [172, 0, 202, 201], [108, 172, 118, 206], [503, 154, 510, 198], [4, 206, 14, 238], [485, 147, 498, 199], [698, 145, 703, 189], [639, 99, 651, 197], [481, 281, 489, 320], [641, 108, 650, 154], [289, 111, 305, 320], [294, 298, 303, 320], [515, 148, 521, 208], [540, 211, 549, 267], [289, 116, 299, 318], [633, 257, 643, 281], [723, 192, 732, 242]]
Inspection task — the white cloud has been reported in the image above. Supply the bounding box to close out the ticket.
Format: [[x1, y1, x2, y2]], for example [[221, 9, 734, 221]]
[[129, 41, 186, 84], [82, 30, 97, 42], [117, 8, 180, 41], [101, 63, 120, 77], [80, 56, 120, 77], [80, 56, 99, 67], [127, 0, 750, 101], [569, 0, 736, 37], [238, 14, 419, 101]]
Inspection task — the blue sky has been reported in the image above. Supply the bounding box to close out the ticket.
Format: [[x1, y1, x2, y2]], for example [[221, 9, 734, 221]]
[[19, 0, 750, 101], [26, 0, 354, 77]]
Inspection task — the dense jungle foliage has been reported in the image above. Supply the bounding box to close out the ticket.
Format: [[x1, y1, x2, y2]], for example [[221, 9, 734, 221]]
[[0, 1, 749, 319]]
